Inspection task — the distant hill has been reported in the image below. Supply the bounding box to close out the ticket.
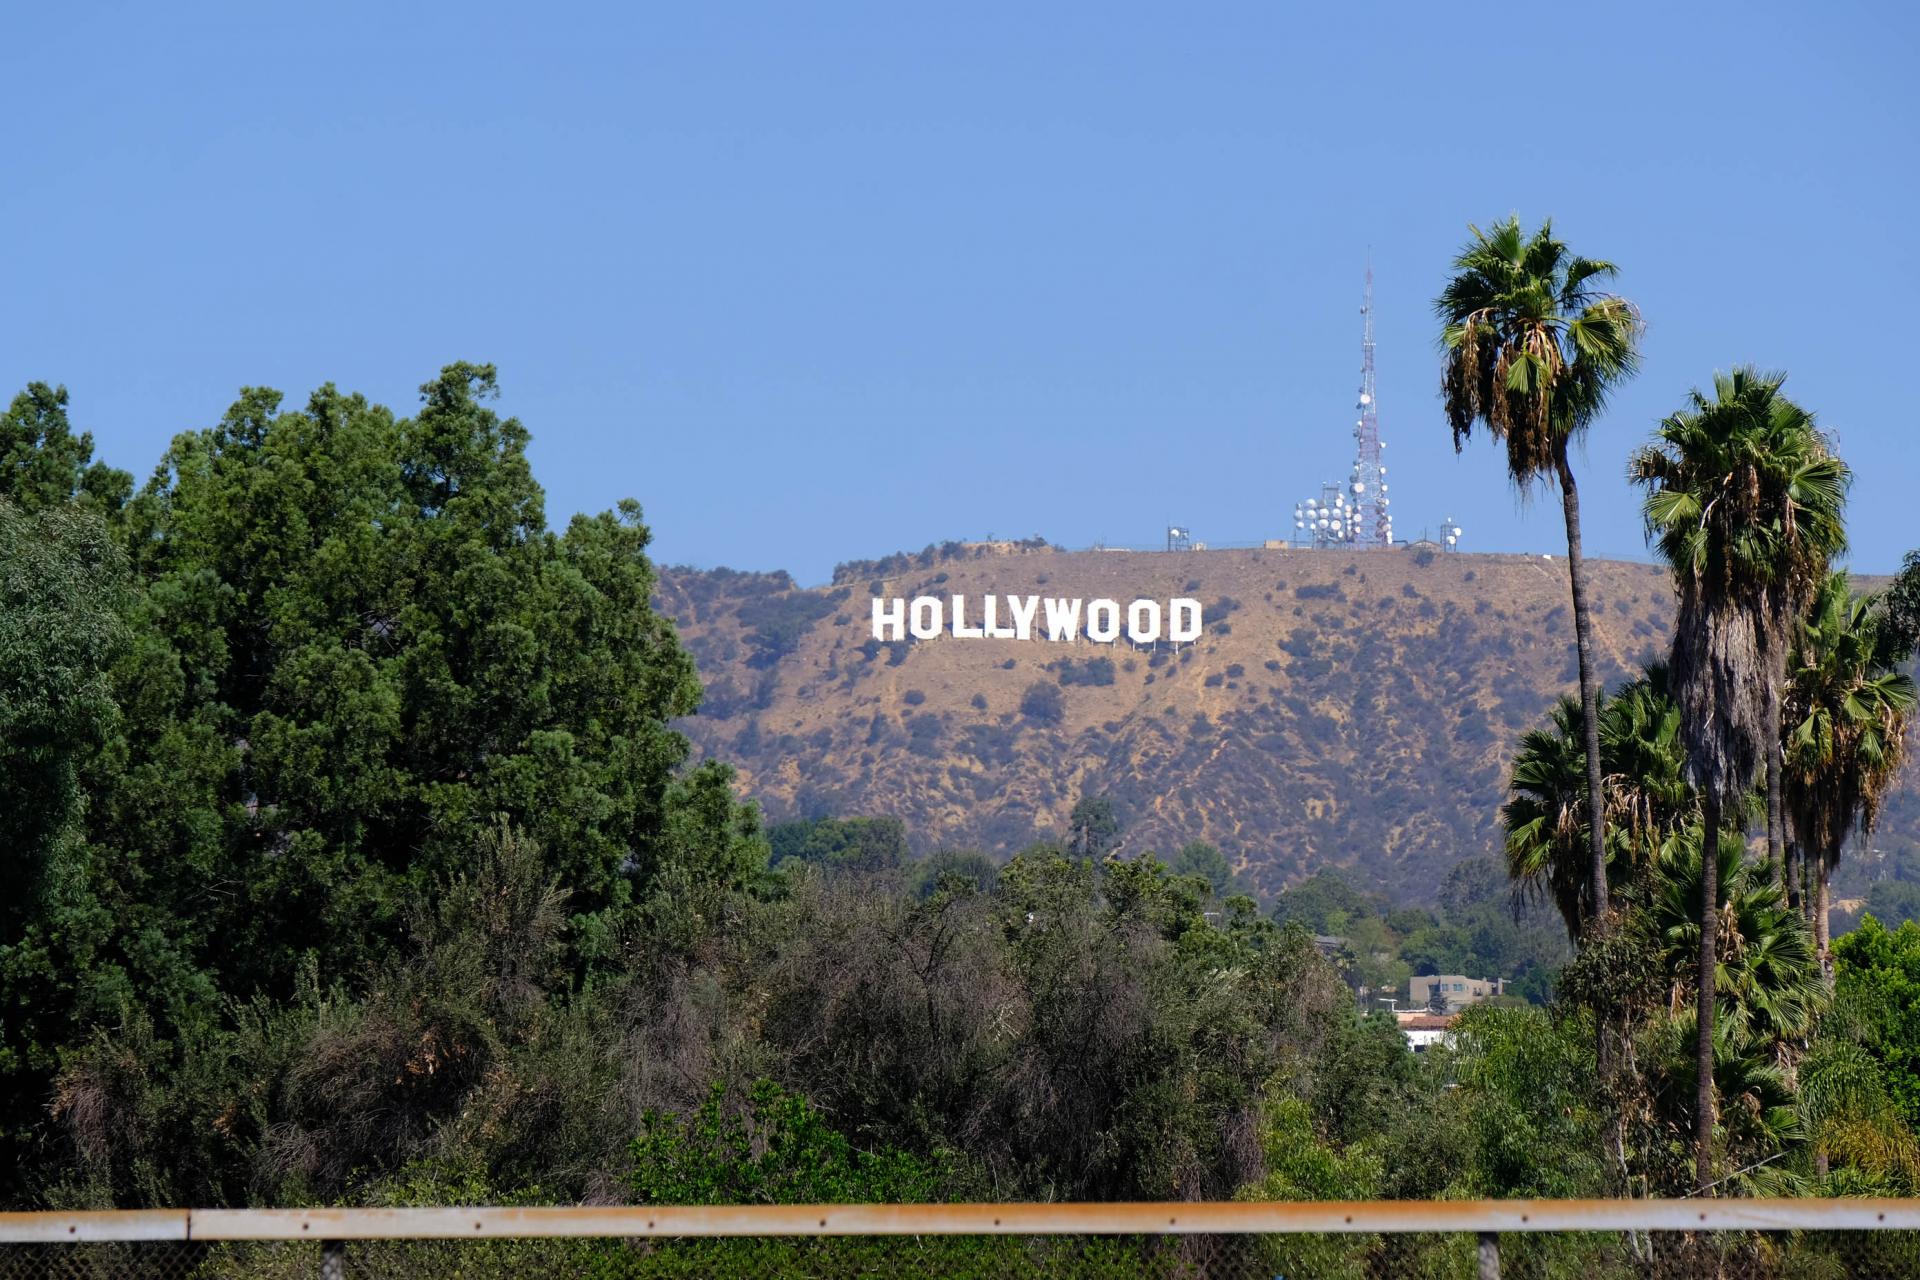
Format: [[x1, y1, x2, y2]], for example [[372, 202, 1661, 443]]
[[657, 544, 1918, 903]]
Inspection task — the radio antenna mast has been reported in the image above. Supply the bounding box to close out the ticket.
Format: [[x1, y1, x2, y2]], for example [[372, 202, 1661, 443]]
[[1349, 259, 1391, 547]]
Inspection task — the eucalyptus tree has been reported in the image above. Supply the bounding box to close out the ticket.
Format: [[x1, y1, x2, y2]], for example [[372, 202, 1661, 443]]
[[1438, 216, 1641, 928], [1782, 571, 1917, 975], [1631, 366, 1849, 1190]]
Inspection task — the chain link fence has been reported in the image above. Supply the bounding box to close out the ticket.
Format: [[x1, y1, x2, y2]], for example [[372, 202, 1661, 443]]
[[4, 1203, 1918, 1279]]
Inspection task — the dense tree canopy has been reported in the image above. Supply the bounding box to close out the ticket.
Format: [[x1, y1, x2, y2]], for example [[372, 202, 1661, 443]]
[[1, 357, 1915, 1247], [0, 366, 736, 1202]]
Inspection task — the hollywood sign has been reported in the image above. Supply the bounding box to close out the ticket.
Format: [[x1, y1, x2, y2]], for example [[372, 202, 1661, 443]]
[[872, 595, 1203, 644]]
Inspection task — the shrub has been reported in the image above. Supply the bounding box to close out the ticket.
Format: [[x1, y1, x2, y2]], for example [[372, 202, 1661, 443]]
[[630, 1080, 948, 1205], [1020, 681, 1065, 725], [1056, 657, 1116, 687]]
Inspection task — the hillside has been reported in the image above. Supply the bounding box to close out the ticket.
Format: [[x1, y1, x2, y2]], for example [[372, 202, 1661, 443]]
[[657, 545, 1917, 903]]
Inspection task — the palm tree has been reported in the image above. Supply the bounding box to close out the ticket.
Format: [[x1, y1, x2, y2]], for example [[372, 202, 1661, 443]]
[[1651, 826, 1824, 1053], [1600, 667, 1693, 862], [1631, 365, 1848, 1191], [1649, 824, 1825, 1193], [1782, 571, 1917, 976], [1504, 696, 1593, 941], [1438, 216, 1641, 930], [1504, 668, 1689, 941]]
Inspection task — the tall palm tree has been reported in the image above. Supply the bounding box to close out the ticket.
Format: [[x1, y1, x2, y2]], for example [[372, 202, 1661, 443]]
[[1631, 365, 1849, 1192], [1504, 668, 1689, 941], [1782, 571, 1917, 976], [1438, 216, 1641, 929]]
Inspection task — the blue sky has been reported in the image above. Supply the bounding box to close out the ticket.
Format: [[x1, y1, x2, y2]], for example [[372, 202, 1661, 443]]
[[5, 2, 1915, 583]]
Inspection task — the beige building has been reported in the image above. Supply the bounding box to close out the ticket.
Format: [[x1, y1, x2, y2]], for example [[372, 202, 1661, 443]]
[[1409, 974, 1505, 1010]]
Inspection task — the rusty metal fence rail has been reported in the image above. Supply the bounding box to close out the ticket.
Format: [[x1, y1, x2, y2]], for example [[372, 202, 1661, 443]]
[[4, 1199, 1919, 1278]]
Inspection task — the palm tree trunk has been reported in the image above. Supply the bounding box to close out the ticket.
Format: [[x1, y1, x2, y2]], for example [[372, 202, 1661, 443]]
[[1801, 841, 1817, 927], [1817, 856, 1833, 983], [1555, 446, 1619, 1142], [1764, 674, 1785, 885], [1785, 839, 1801, 915], [1555, 446, 1609, 924], [1695, 791, 1720, 1194]]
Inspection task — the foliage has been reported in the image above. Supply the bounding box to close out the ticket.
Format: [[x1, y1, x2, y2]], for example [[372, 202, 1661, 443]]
[[1435, 216, 1640, 481], [0, 500, 135, 1179], [0, 367, 756, 1205], [1066, 794, 1120, 858], [1784, 571, 1917, 959], [1884, 548, 1920, 657], [1631, 366, 1848, 807], [1437, 214, 1643, 942], [3, 364, 1916, 1227], [1834, 917, 1920, 1129], [0, 383, 132, 515], [768, 816, 910, 873], [1054, 655, 1116, 687], [1275, 860, 1569, 1006], [1631, 363, 1849, 1188], [1649, 827, 1824, 1049], [737, 590, 843, 667], [630, 1080, 951, 1205], [1170, 840, 1238, 896], [1502, 668, 1690, 940], [1018, 679, 1063, 724]]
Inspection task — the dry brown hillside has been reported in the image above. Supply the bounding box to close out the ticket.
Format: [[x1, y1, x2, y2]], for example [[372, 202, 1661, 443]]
[[657, 544, 1730, 901]]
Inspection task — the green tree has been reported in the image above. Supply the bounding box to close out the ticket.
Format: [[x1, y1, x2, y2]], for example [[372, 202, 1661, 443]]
[[1437, 216, 1642, 927], [0, 501, 132, 1192], [1631, 366, 1848, 1189], [0, 384, 131, 515], [1171, 840, 1233, 895], [767, 815, 910, 874], [1272, 869, 1383, 935], [97, 365, 706, 994], [1881, 548, 1920, 656], [1833, 917, 1920, 1129], [1066, 794, 1119, 858]]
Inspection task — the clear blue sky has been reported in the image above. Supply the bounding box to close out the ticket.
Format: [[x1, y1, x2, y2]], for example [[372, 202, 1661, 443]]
[[6, 2, 1915, 583]]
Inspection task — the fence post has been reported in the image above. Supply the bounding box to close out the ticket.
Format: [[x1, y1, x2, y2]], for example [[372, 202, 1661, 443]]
[[1476, 1231, 1500, 1280], [318, 1239, 346, 1280]]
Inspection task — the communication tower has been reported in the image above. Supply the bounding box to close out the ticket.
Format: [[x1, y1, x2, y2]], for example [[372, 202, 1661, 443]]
[[1349, 262, 1391, 546], [1292, 263, 1393, 548]]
